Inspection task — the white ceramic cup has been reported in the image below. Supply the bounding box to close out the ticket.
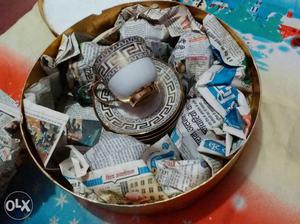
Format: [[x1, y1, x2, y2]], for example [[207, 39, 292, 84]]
[[93, 36, 157, 104]]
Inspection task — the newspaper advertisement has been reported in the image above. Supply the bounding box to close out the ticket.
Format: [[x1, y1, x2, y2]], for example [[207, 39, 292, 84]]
[[142, 135, 180, 174], [223, 107, 247, 140], [198, 136, 227, 158], [169, 31, 213, 80], [23, 99, 69, 167], [171, 97, 223, 160], [155, 160, 211, 196], [120, 19, 169, 41], [84, 130, 147, 170], [203, 14, 245, 67], [196, 64, 252, 93], [195, 128, 232, 159], [81, 160, 168, 204], [196, 85, 251, 139], [196, 85, 239, 117], [197, 124, 246, 159]]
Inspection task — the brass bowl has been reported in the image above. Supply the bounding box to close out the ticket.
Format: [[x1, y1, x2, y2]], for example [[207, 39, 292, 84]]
[[20, 1, 261, 215]]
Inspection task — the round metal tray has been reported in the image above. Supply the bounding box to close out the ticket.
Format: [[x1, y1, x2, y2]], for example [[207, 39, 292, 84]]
[[20, 1, 261, 215]]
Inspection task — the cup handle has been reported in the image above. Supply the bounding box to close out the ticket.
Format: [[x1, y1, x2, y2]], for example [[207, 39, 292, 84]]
[[92, 79, 119, 105]]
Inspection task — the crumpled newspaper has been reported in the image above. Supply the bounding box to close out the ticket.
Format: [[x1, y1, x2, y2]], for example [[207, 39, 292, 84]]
[[169, 31, 214, 92], [0, 90, 21, 198], [115, 4, 202, 37], [84, 130, 148, 170], [155, 160, 211, 197], [60, 147, 167, 204], [142, 135, 180, 174]]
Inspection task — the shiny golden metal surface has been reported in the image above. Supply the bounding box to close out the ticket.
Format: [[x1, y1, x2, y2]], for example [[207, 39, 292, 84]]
[[21, 1, 261, 215]]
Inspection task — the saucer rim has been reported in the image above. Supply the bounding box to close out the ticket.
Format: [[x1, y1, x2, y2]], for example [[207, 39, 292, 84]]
[[93, 59, 185, 136]]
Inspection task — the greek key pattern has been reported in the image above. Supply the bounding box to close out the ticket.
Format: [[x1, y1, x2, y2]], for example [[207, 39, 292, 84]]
[[93, 36, 151, 85], [94, 59, 182, 135]]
